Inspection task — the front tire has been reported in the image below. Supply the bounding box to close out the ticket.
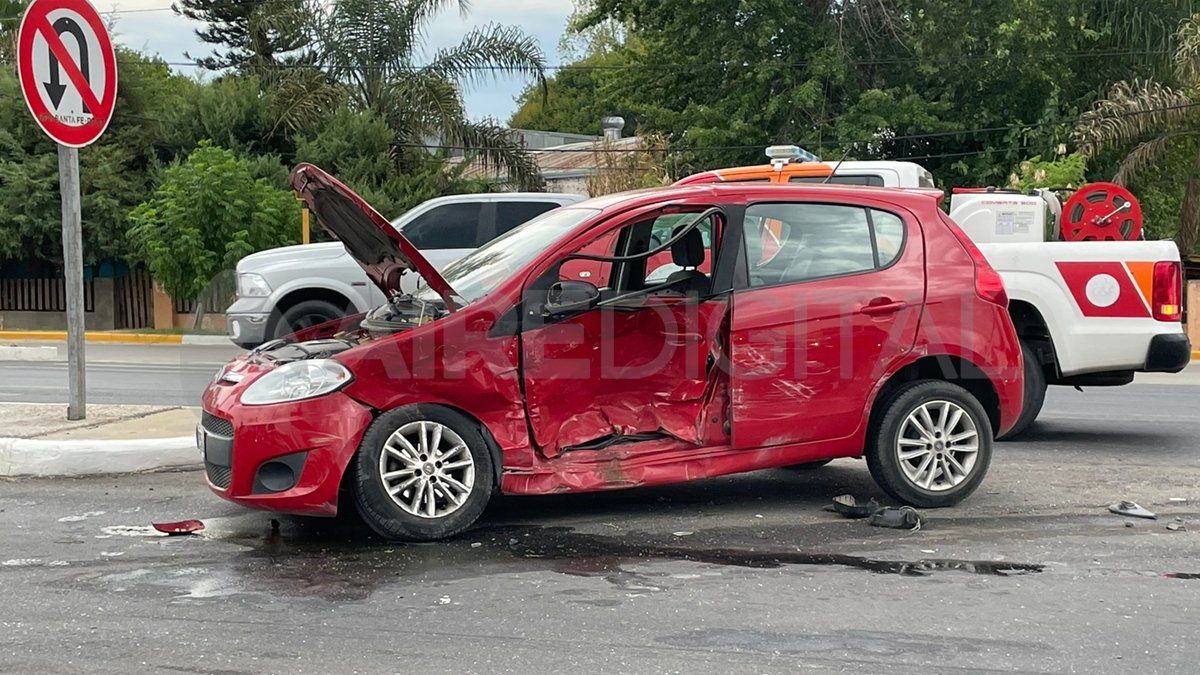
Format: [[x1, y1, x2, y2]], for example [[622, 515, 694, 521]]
[[997, 339, 1047, 440], [353, 405, 495, 541], [271, 298, 345, 339], [866, 380, 993, 508]]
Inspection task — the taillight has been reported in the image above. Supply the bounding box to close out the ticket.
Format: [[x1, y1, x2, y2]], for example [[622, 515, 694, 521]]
[[940, 214, 1008, 307], [1151, 261, 1182, 322]]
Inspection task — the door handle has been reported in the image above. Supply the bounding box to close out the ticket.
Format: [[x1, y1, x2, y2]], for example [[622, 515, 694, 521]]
[[860, 298, 906, 316]]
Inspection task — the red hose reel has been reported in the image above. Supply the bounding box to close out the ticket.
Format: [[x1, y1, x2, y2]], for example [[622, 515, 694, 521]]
[[1060, 182, 1144, 242]]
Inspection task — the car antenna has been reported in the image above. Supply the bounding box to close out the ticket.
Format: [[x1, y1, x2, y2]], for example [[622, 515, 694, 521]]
[[822, 145, 853, 184]]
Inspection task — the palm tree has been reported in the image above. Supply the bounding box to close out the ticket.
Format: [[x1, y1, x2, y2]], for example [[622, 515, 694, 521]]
[[282, 0, 547, 189], [1074, 15, 1200, 254]]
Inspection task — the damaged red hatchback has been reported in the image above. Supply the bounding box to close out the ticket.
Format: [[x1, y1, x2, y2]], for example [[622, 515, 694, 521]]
[[200, 164, 1023, 541]]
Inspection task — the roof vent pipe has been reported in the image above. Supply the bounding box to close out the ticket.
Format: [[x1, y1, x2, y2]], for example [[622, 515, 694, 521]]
[[600, 116, 624, 141]]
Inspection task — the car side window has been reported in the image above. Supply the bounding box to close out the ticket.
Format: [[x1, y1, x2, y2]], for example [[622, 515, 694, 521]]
[[400, 202, 483, 249], [872, 209, 905, 267], [742, 203, 898, 287], [496, 201, 561, 237]]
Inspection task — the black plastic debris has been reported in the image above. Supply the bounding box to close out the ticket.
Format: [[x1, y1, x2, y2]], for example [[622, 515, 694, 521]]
[[869, 506, 924, 531], [824, 494, 879, 519], [1107, 501, 1156, 520]]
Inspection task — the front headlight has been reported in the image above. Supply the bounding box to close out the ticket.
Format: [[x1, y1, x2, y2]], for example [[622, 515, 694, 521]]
[[237, 272, 272, 297], [241, 359, 352, 406]]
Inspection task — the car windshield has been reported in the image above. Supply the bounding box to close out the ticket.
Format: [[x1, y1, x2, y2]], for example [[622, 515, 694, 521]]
[[414, 207, 600, 305]]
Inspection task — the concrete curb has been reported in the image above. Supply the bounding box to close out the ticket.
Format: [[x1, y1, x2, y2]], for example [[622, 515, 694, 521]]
[[0, 436, 200, 477], [0, 330, 182, 344], [181, 334, 234, 346], [0, 330, 230, 345]]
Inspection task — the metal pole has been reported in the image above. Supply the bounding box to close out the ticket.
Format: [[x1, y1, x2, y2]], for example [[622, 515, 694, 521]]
[[58, 144, 86, 420]]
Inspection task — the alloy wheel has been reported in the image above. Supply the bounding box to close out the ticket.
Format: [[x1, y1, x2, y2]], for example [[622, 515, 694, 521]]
[[378, 421, 476, 518], [896, 400, 979, 492]]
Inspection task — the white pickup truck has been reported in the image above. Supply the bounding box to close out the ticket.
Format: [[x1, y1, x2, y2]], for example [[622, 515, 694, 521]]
[[226, 192, 585, 348], [679, 155, 1192, 437]]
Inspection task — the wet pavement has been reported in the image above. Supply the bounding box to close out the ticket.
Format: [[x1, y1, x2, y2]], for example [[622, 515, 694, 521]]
[[3, 381, 1200, 672]]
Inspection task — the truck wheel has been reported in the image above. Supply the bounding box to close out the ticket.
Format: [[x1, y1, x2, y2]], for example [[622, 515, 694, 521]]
[[353, 405, 495, 542], [272, 299, 344, 338], [866, 379, 993, 508], [997, 339, 1046, 440]]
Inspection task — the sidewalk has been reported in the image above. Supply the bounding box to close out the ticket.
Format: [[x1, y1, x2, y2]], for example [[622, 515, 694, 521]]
[[0, 330, 230, 345], [0, 403, 200, 477]]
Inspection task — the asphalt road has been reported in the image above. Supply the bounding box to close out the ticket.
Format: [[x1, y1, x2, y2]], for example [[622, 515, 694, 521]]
[[2, 363, 1200, 672], [0, 343, 241, 406]]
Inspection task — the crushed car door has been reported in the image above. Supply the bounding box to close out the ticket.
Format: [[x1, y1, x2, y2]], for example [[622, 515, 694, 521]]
[[729, 201, 924, 449], [520, 208, 732, 458]]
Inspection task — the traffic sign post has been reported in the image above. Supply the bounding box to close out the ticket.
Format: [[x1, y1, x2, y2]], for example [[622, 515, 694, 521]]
[[16, 0, 118, 420]]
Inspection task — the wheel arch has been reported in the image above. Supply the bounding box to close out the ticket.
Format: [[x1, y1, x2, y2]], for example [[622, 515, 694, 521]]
[[268, 286, 358, 335], [1008, 299, 1059, 378], [869, 355, 1002, 436]]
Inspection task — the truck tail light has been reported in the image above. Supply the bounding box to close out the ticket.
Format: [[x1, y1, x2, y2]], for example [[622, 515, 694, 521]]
[[940, 214, 1008, 307], [1151, 261, 1182, 322]]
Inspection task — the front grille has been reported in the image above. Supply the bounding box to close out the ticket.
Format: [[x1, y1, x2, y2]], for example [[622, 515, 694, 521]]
[[202, 412, 233, 438], [202, 411, 234, 489], [206, 462, 232, 489]]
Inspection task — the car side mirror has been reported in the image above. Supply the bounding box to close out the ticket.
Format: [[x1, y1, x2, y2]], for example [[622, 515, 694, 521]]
[[543, 280, 600, 316]]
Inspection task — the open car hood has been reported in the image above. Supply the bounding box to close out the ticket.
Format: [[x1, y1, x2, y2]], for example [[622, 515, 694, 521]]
[[290, 163, 460, 311]]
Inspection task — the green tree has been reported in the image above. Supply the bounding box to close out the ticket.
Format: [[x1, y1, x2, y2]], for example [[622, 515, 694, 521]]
[[1075, 14, 1200, 253], [293, 107, 497, 218], [127, 142, 299, 313], [174, 0, 311, 71], [515, 0, 1194, 185], [285, 0, 548, 188], [0, 0, 24, 64], [0, 51, 195, 268]]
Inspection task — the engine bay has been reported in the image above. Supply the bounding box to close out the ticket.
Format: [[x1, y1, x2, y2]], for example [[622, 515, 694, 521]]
[[249, 294, 447, 364]]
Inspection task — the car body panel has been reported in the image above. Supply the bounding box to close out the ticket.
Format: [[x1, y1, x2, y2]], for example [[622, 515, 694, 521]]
[[203, 181, 1023, 514]]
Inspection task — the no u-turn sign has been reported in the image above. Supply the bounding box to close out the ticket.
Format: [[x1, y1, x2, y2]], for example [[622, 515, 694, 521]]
[[16, 0, 117, 148]]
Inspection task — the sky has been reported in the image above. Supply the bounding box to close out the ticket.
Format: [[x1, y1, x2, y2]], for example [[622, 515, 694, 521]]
[[104, 0, 573, 123]]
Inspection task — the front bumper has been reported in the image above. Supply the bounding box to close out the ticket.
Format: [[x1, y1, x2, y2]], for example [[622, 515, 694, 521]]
[[201, 384, 374, 517], [226, 312, 271, 348], [1144, 333, 1192, 373]]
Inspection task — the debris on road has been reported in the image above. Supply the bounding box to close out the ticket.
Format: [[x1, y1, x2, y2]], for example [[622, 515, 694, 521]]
[[869, 506, 924, 531], [825, 494, 879, 519], [1108, 501, 1157, 520], [1167, 518, 1187, 532], [151, 519, 205, 535]]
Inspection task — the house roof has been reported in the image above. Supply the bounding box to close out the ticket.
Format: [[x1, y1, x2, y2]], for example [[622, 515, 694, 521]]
[[452, 136, 646, 181]]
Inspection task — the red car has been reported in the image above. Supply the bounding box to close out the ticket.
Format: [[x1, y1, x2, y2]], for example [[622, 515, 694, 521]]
[[200, 164, 1023, 541]]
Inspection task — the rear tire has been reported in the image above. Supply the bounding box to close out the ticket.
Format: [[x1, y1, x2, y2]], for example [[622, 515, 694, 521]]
[[271, 298, 345, 339], [353, 405, 495, 542], [866, 379, 993, 508], [996, 339, 1046, 440]]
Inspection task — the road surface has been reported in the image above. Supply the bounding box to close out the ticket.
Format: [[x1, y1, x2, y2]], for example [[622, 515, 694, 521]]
[[1, 359, 1199, 672]]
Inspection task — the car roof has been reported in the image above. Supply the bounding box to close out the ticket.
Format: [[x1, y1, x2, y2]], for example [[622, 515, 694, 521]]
[[575, 182, 945, 216], [418, 192, 586, 205]]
